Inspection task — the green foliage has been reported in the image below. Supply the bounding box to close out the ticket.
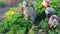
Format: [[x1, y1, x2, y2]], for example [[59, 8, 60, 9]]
[[5, 7, 18, 17], [18, 3, 22, 7], [39, 20, 47, 29], [0, 2, 5, 6], [35, 0, 60, 34], [0, 7, 33, 34], [35, 0, 46, 20], [0, 0, 60, 34], [39, 17, 48, 29], [28, 29, 34, 34]]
